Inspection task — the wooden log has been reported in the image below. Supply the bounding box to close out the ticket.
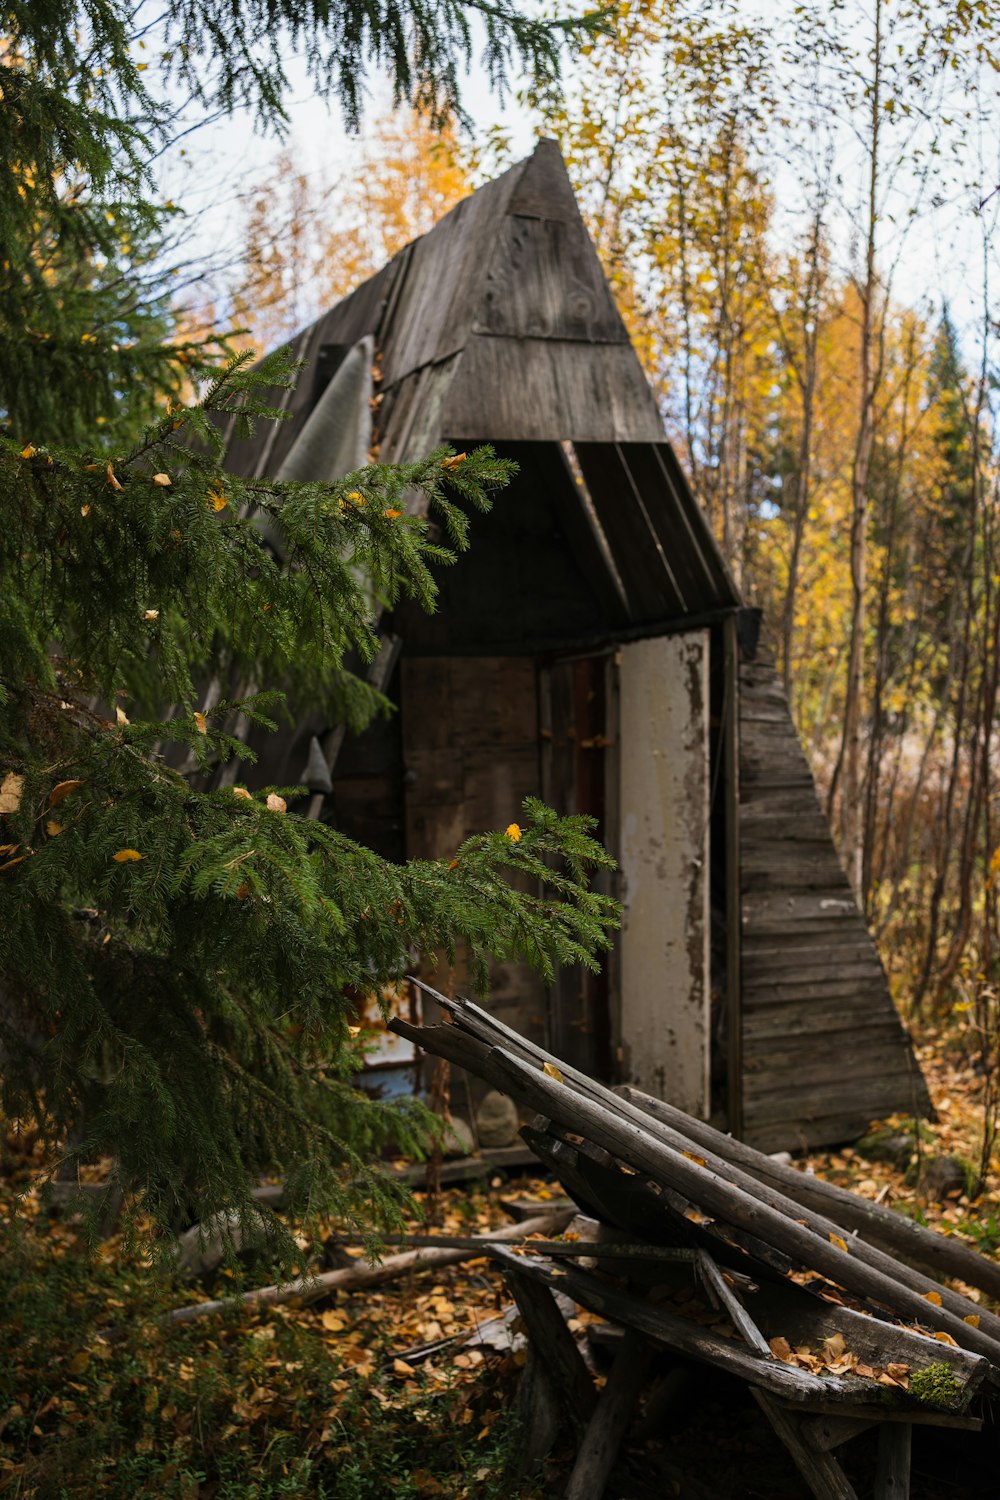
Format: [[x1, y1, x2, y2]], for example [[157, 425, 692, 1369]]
[[751, 1391, 860, 1500], [563, 1331, 651, 1500], [620, 1085, 1000, 1312], [505, 1269, 597, 1429], [165, 1210, 570, 1326], [874, 1422, 911, 1500], [486, 1047, 1000, 1373]]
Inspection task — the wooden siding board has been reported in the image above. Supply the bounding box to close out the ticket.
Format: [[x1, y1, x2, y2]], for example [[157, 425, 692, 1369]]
[[739, 657, 930, 1148], [380, 168, 521, 388], [441, 335, 666, 445]]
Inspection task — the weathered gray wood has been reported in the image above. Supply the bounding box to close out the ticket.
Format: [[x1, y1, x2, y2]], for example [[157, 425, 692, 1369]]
[[490, 1247, 853, 1405], [738, 655, 931, 1146], [506, 1269, 597, 1429], [874, 1422, 911, 1499], [563, 1331, 651, 1500], [696, 1251, 772, 1358], [484, 1046, 1000, 1368], [397, 992, 998, 1348], [751, 1391, 860, 1500], [620, 1084, 1000, 1322]]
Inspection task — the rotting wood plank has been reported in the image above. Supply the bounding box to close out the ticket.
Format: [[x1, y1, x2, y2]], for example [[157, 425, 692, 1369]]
[[563, 1331, 651, 1500], [619, 1082, 1000, 1307], [505, 1269, 597, 1429], [399, 996, 990, 1354], [489, 1246, 855, 1406], [741, 1076, 928, 1127]]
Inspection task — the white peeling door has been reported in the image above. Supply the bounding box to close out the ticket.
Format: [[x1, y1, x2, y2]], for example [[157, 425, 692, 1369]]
[[618, 632, 710, 1117]]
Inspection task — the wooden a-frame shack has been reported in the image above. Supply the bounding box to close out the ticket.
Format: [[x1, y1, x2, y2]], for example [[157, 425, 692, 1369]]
[[219, 140, 930, 1152]]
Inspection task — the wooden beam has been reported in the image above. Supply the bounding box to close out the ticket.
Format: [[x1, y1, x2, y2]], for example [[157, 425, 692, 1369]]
[[874, 1422, 911, 1500], [751, 1391, 860, 1500], [564, 1331, 651, 1500], [505, 1269, 597, 1430]]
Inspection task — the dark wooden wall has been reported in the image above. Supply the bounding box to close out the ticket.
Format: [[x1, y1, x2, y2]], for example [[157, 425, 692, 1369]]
[[738, 658, 931, 1152], [400, 656, 547, 1049]]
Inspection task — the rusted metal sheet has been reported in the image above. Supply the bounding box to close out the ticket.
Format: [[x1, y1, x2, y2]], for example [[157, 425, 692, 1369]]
[[618, 632, 710, 1117]]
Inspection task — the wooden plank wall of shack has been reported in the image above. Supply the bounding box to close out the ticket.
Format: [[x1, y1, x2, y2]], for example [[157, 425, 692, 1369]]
[[738, 656, 932, 1151], [215, 136, 932, 1150]]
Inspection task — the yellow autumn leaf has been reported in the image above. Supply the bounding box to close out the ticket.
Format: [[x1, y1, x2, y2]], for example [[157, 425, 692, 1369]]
[[0, 843, 19, 857], [208, 488, 227, 512], [320, 1310, 346, 1333], [193, 712, 208, 735], [80, 505, 91, 517], [923, 1291, 943, 1306], [106, 462, 123, 492], [347, 491, 366, 506], [442, 452, 467, 471], [933, 1331, 959, 1347], [505, 823, 522, 841], [964, 1314, 981, 1328], [112, 849, 143, 862], [0, 772, 24, 815], [0, 855, 26, 873], [20, 444, 37, 459], [384, 508, 402, 518], [683, 1150, 707, 1167], [46, 820, 63, 837], [144, 608, 159, 621], [231, 787, 253, 801], [49, 779, 83, 807], [828, 1232, 849, 1253], [151, 472, 171, 487], [115, 706, 129, 727], [542, 1061, 563, 1082], [265, 793, 287, 814]]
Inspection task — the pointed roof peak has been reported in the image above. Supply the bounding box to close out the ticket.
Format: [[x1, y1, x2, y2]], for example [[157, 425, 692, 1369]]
[[509, 137, 581, 223]]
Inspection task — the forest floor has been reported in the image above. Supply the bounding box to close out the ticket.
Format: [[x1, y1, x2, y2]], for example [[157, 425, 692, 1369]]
[[1, 1021, 998, 1500]]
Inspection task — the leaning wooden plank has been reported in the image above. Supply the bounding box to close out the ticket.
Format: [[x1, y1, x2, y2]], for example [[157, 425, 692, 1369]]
[[619, 1085, 1000, 1309], [697, 1251, 773, 1358], [751, 1391, 860, 1500], [165, 1210, 570, 1326], [506, 1269, 597, 1428], [874, 1422, 911, 1500], [484, 1046, 1000, 1370], [399, 997, 1000, 1349], [563, 1330, 651, 1500]]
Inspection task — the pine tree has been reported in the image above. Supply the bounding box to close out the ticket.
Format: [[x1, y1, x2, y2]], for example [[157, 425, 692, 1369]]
[[1, 1, 616, 1260]]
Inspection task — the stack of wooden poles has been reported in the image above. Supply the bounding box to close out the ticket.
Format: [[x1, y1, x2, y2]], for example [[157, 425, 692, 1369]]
[[391, 982, 1000, 1500]]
